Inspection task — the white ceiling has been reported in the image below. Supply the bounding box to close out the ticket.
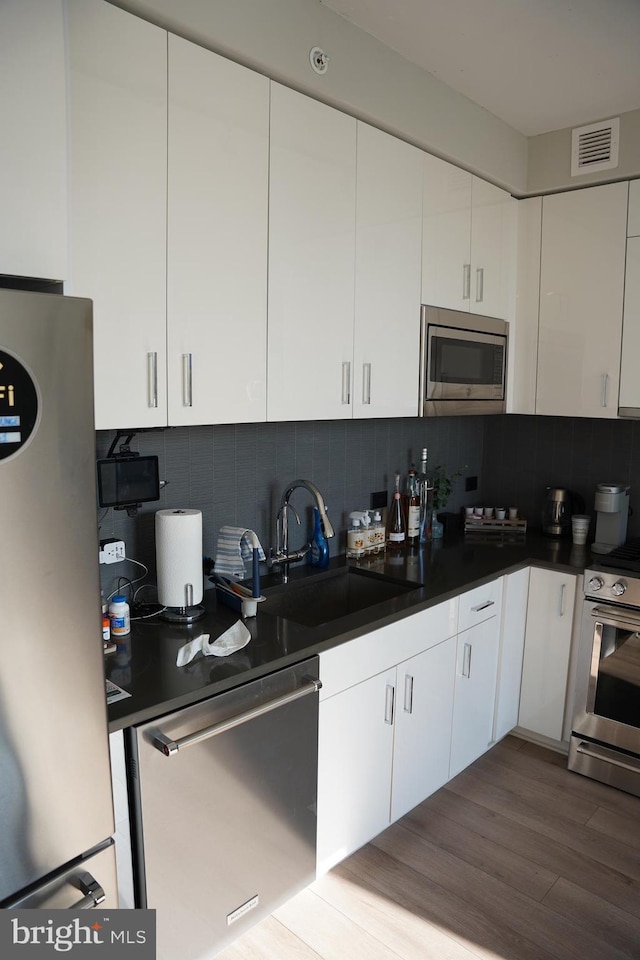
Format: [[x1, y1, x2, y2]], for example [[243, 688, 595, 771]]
[[320, 0, 640, 137]]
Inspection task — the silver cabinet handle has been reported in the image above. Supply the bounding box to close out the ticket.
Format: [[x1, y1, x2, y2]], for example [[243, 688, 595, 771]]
[[575, 740, 640, 775], [462, 642, 472, 678], [471, 599, 495, 612], [341, 361, 351, 405], [362, 362, 372, 405], [147, 351, 158, 408], [559, 583, 566, 617], [152, 678, 322, 756], [69, 871, 106, 910], [384, 683, 395, 725], [463, 263, 471, 300], [403, 674, 414, 714], [476, 267, 484, 302], [601, 373, 609, 408], [182, 353, 193, 407]]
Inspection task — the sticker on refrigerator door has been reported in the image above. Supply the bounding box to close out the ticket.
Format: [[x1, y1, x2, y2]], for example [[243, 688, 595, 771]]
[[0, 909, 155, 956], [0, 349, 40, 463]]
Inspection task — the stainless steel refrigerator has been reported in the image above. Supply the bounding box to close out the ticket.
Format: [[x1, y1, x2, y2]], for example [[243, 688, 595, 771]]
[[0, 289, 117, 909]]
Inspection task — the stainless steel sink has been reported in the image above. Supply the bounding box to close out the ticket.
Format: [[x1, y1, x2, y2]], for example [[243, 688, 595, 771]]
[[261, 566, 418, 628]]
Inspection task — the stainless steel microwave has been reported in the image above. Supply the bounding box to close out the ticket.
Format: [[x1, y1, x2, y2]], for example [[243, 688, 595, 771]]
[[419, 305, 508, 416]]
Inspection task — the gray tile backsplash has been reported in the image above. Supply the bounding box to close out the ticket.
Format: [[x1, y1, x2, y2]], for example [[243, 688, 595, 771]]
[[481, 414, 640, 536], [97, 412, 640, 592], [96, 416, 485, 579]]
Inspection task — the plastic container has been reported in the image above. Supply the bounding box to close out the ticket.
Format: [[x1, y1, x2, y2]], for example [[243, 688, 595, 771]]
[[346, 518, 365, 559], [109, 595, 131, 639], [309, 507, 330, 568]]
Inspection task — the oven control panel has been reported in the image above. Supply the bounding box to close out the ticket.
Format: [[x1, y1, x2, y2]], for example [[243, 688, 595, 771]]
[[584, 568, 637, 604]]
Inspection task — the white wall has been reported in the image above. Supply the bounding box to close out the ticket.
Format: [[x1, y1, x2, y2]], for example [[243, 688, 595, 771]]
[[108, 0, 528, 194]]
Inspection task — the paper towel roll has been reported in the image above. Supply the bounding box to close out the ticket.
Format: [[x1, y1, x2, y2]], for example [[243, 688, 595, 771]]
[[156, 509, 203, 608]]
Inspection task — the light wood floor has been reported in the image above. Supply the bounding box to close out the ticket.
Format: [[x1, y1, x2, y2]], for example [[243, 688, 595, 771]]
[[220, 736, 640, 960]]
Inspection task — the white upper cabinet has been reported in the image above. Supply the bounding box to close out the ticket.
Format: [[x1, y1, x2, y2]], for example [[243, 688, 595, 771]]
[[628, 180, 640, 237], [422, 154, 472, 312], [353, 123, 423, 419], [167, 36, 269, 426], [422, 154, 516, 321], [66, 0, 168, 430], [0, 0, 67, 281], [536, 182, 628, 419], [471, 177, 517, 321], [619, 235, 640, 413], [268, 84, 356, 422]]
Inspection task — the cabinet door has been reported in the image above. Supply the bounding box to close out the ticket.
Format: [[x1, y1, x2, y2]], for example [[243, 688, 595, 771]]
[[67, 0, 167, 430], [268, 84, 356, 422], [391, 637, 456, 822], [450, 616, 500, 778], [0, 0, 67, 281], [167, 36, 268, 426], [317, 669, 395, 876], [494, 567, 529, 741], [470, 177, 517, 322], [619, 237, 640, 412], [353, 123, 422, 419], [628, 180, 640, 237], [422, 154, 472, 311], [536, 182, 628, 418], [519, 568, 576, 742]]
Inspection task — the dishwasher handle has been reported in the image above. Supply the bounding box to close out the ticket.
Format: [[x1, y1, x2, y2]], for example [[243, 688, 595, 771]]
[[152, 677, 322, 756]]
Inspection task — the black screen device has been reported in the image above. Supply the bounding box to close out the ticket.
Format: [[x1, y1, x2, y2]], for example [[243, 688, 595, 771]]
[[97, 455, 160, 509]]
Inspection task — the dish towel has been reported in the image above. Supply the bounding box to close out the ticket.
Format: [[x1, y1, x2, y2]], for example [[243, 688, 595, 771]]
[[214, 526, 266, 579]]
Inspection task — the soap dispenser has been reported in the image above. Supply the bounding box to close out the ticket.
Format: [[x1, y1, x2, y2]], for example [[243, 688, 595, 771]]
[[309, 506, 330, 568]]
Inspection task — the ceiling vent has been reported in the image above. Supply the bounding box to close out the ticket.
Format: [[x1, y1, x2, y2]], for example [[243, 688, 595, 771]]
[[571, 118, 619, 176]]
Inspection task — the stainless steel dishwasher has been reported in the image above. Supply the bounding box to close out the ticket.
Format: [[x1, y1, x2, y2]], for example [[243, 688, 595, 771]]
[[127, 657, 320, 960]]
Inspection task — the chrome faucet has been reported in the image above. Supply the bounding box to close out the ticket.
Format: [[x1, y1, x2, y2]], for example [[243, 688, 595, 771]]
[[269, 479, 335, 583]]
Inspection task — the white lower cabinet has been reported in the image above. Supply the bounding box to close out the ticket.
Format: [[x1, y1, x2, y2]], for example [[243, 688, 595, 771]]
[[390, 638, 457, 821], [518, 567, 578, 742], [449, 616, 501, 778], [494, 567, 529, 741], [316, 667, 395, 876]]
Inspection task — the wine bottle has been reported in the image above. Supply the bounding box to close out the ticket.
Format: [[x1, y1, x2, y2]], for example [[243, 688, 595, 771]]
[[417, 447, 434, 544], [406, 468, 420, 546], [386, 472, 406, 550]]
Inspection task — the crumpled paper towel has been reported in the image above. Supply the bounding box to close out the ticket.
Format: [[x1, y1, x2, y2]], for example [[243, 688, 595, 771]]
[[176, 620, 251, 667]]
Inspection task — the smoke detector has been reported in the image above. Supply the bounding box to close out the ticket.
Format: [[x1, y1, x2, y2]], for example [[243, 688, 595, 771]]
[[309, 46, 329, 75], [571, 118, 620, 177]]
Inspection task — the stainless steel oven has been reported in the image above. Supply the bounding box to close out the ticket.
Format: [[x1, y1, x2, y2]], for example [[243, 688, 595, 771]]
[[569, 564, 640, 797], [419, 305, 508, 416]]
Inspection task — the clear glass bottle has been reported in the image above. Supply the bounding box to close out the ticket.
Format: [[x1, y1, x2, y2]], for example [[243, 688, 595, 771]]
[[417, 447, 434, 544], [386, 472, 406, 550], [406, 468, 420, 546]]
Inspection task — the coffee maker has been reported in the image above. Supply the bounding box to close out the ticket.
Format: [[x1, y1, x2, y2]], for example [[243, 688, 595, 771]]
[[592, 483, 630, 554], [542, 487, 585, 538]]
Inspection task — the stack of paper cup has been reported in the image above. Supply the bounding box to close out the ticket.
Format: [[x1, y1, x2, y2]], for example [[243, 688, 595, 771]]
[[571, 514, 591, 545]]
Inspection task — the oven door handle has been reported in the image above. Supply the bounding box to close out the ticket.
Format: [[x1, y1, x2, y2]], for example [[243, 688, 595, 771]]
[[591, 605, 640, 630], [151, 678, 322, 756]]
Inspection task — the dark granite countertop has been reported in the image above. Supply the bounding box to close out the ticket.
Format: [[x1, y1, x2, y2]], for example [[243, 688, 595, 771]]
[[106, 530, 590, 732]]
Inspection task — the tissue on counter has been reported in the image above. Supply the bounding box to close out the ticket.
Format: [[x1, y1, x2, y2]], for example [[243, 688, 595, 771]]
[[176, 620, 251, 667]]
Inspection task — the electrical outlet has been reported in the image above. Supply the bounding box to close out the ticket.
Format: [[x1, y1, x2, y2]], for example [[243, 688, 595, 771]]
[[465, 476, 478, 492], [99, 538, 126, 564], [370, 490, 388, 509]]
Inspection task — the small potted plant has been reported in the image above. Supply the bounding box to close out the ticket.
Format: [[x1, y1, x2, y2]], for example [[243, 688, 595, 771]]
[[432, 466, 460, 539]]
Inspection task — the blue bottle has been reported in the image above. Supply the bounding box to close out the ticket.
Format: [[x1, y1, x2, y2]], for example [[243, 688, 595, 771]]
[[308, 507, 330, 568]]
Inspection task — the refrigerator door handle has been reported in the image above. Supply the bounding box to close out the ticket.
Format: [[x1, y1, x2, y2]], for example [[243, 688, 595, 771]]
[[69, 871, 106, 909]]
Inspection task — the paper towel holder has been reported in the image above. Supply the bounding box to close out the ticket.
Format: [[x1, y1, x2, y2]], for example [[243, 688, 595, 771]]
[[161, 582, 205, 623]]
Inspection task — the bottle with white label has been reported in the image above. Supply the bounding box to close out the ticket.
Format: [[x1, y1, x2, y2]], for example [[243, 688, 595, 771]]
[[406, 468, 420, 546], [386, 472, 406, 551], [108, 595, 130, 639], [346, 518, 365, 559]]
